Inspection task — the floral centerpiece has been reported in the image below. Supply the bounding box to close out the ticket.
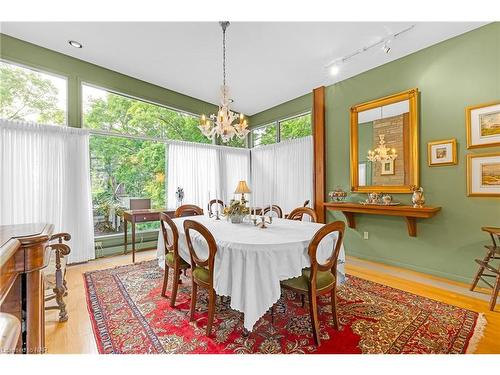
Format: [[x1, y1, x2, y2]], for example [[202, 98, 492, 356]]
[[223, 199, 250, 224]]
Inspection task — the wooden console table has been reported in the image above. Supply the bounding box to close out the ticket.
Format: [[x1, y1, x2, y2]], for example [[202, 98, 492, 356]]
[[123, 209, 175, 263], [324, 202, 441, 237], [0, 223, 53, 354]]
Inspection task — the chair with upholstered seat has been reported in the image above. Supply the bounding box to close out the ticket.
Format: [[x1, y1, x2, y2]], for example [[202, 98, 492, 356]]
[[470, 226, 500, 311], [160, 212, 190, 307], [280, 221, 345, 346], [287, 207, 318, 223], [207, 199, 225, 216], [262, 204, 283, 218], [174, 204, 203, 217], [184, 219, 219, 336]]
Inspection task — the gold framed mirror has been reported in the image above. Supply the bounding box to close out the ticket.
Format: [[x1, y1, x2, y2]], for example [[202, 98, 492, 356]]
[[350, 88, 419, 193]]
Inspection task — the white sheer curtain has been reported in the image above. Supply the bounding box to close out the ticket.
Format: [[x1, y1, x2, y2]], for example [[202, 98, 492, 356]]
[[251, 136, 313, 215], [0, 119, 95, 264], [166, 141, 250, 208]]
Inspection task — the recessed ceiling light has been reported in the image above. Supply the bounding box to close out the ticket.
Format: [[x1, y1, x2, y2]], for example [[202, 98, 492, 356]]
[[329, 64, 340, 76], [68, 40, 83, 49]]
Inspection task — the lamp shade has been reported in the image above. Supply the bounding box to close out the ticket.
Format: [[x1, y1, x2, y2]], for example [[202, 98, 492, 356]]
[[234, 180, 251, 194]]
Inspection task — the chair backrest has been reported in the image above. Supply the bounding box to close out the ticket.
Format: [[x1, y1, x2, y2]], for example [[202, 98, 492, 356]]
[[183, 220, 218, 285], [263, 205, 283, 218], [307, 221, 345, 286], [160, 212, 179, 258], [207, 199, 225, 215], [288, 207, 318, 223], [175, 204, 203, 218], [303, 200, 310, 207]]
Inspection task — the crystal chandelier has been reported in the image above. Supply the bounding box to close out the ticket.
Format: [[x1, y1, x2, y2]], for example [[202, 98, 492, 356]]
[[367, 134, 398, 163], [199, 22, 249, 143]]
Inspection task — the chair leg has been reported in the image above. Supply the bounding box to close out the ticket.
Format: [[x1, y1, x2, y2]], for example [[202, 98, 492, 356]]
[[470, 250, 493, 291], [162, 264, 170, 297], [330, 287, 339, 330], [54, 286, 68, 322], [206, 289, 216, 337], [489, 274, 500, 311], [189, 281, 198, 322], [308, 289, 320, 346], [170, 266, 181, 307]]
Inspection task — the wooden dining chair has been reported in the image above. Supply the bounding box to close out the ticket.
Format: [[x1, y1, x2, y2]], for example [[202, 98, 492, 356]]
[[174, 204, 203, 218], [470, 226, 500, 311], [263, 204, 283, 218], [280, 221, 345, 346], [303, 200, 310, 207], [183, 219, 219, 336], [287, 207, 318, 223], [207, 199, 224, 216], [160, 213, 190, 307]]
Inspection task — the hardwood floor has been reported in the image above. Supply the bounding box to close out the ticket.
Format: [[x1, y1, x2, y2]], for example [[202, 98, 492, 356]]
[[45, 250, 500, 354]]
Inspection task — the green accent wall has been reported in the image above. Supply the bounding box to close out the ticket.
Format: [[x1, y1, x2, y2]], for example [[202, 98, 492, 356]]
[[251, 23, 500, 283], [0, 33, 218, 127], [249, 93, 312, 127]]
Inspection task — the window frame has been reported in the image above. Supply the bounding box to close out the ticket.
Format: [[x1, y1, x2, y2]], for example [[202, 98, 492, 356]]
[[0, 58, 70, 126]]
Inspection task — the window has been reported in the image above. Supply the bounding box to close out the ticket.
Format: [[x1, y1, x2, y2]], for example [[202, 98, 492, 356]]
[[82, 84, 208, 143], [279, 113, 312, 141], [90, 135, 165, 237], [251, 123, 277, 147], [0, 60, 67, 124], [82, 84, 209, 237]]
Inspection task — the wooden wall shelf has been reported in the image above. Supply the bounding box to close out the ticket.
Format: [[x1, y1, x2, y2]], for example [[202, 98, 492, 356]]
[[324, 202, 441, 237]]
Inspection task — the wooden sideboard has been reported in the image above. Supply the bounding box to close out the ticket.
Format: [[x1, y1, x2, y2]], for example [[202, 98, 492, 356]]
[[0, 223, 53, 354], [324, 202, 441, 237]]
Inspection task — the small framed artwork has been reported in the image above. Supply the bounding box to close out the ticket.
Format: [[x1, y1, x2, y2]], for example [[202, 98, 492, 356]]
[[428, 138, 457, 166], [467, 152, 500, 197], [380, 160, 395, 175], [466, 101, 500, 149]]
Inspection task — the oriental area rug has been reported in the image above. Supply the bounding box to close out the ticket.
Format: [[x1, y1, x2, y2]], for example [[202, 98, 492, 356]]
[[84, 260, 485, 354]]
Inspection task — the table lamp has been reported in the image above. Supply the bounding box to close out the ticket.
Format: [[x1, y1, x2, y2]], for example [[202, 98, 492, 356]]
[[234, 180, 251, 204]]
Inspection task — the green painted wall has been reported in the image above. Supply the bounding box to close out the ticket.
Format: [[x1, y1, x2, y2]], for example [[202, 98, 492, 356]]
[[0, 33, 218, 127], [249, 92, 312, 127], [251, 23, 500, 283]]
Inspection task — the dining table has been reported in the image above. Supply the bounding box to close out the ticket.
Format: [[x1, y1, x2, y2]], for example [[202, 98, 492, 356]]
[[156, 215, 346, 332]]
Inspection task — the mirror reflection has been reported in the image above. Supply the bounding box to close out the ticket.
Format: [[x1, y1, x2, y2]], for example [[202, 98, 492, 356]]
[[357, 99, 410, 187]]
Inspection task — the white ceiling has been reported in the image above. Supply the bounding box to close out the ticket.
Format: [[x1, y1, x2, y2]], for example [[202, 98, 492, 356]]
[[0, 22, 488, 115]]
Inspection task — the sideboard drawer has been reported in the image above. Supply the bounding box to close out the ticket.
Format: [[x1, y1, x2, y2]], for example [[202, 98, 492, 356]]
[[134, 213, 161, 223]]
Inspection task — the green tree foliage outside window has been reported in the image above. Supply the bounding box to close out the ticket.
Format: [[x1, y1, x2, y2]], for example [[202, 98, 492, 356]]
[[280, 114, 312, 141], [252, 123, 277, 147], [0, 61, 66, 124]]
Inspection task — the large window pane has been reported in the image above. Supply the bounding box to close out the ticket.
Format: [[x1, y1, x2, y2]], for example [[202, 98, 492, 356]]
[[82, 84, 209, 143], [252, 123, 277, 147], [90, 135, 165, 237], [280, 113, 312, 141], [224, 135, 247, 148], [0, 60, 67, 124]]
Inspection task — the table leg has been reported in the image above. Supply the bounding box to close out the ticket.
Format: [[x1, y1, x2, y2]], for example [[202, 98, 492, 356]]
[[124, 220, 128, 254], [132, 221, 136, 263]]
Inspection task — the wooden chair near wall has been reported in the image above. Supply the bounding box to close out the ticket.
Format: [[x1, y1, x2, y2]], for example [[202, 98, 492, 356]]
[[280, 221, 345, 346], [160, 213, 190, 307], [303, 200, 310, 207], [184, 219, 219, 336], [263, 205, 283, 218], [174, 204, 204, 218], [207, 199, 225, 216], [470, 226, 500, 311], [287, 207, 318, 223]]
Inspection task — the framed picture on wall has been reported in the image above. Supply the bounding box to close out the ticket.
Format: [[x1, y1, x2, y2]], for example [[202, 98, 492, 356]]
[[380, 160, 395, 175], [467, 152, 500, 197], [466, 101, 500, 149], [428, 138, 457, 166]]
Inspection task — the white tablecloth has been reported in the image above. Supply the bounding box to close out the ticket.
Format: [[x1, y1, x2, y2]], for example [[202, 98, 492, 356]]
[[156, 216, 346, 331]]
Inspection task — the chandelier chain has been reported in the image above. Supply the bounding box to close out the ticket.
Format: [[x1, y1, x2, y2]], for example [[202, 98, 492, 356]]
[[222, 22, 226, 88]]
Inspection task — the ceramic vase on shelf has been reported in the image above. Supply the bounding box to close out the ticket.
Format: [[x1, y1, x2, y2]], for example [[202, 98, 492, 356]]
[[411, 186, 425, 208]]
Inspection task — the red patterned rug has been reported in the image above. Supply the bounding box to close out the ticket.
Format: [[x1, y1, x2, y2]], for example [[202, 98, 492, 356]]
[[84, 260, 485, 354]]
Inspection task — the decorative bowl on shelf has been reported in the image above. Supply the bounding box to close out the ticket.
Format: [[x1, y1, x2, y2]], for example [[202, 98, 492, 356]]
[[329, 188, 348, 202]]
